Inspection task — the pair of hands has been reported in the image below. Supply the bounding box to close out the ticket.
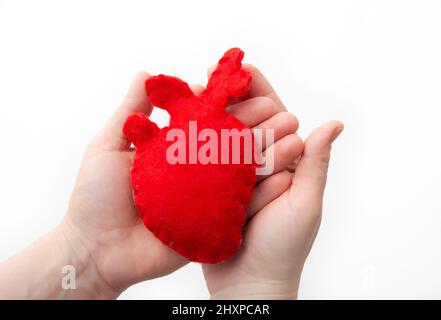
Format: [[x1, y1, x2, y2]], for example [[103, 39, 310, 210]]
[[61, 65, 343, 299]]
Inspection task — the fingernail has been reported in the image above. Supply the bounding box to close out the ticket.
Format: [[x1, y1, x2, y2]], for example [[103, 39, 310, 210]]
[[330, 125, 344, 143]]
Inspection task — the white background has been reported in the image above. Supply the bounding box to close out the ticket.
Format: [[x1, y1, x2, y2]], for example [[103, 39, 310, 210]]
[[1, 0, 440, 299]]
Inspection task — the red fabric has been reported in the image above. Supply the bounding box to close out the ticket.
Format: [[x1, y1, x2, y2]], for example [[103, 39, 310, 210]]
[[123, 48, 256, 263]]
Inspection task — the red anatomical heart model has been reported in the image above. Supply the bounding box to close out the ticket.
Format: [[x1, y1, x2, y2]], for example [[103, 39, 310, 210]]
[[123, 48, 256, 263]]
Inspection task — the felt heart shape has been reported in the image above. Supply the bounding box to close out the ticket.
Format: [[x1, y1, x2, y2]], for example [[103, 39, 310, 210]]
[[123, 48, 256, 263]]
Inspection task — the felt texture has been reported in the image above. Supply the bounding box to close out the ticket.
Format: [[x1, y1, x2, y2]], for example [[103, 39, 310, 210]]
[[123, 48, 256, 263]]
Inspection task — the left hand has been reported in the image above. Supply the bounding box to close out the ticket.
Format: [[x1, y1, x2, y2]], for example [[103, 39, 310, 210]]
[[202, 66, 343, 299]]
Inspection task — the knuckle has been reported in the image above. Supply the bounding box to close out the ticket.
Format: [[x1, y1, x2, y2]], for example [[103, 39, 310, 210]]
[[317, 153, 331, 167], [278, 112, 299, 132], [257, 96, 277, 112]]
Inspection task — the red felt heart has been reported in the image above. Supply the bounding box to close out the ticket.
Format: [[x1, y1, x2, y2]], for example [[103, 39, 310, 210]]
[[123, 48, 256, 263]]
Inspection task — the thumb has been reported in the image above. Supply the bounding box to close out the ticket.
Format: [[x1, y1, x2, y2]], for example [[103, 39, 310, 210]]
[[290, 120, 344, 212]]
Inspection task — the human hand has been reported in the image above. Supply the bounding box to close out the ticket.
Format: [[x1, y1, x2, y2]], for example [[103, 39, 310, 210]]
[[60, 71, 304, 299], [203, 66, 344, 299], [58, 72, 191, 298]]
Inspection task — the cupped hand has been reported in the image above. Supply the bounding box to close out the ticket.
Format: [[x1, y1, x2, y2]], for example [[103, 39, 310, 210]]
[[60, 72, 188, 298], [202, 66, 344, 299]]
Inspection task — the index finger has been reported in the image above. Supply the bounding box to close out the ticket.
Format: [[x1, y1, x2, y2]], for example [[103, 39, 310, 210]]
[[242, 64, 286, 112]]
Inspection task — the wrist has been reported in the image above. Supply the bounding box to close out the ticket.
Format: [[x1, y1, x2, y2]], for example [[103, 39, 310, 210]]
[[57, 219, 121, 299], [0, 223, 119, 299], [209, 277, 300, 300]]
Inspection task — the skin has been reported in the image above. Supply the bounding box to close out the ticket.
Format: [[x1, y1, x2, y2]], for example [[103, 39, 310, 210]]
[[203, 65, 344, 299], [0, 66, 343, 299]]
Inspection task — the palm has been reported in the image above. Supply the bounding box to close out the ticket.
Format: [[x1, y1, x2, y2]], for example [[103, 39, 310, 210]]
[[66, 147, 186, 290], [202, 189, 311, 296]]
